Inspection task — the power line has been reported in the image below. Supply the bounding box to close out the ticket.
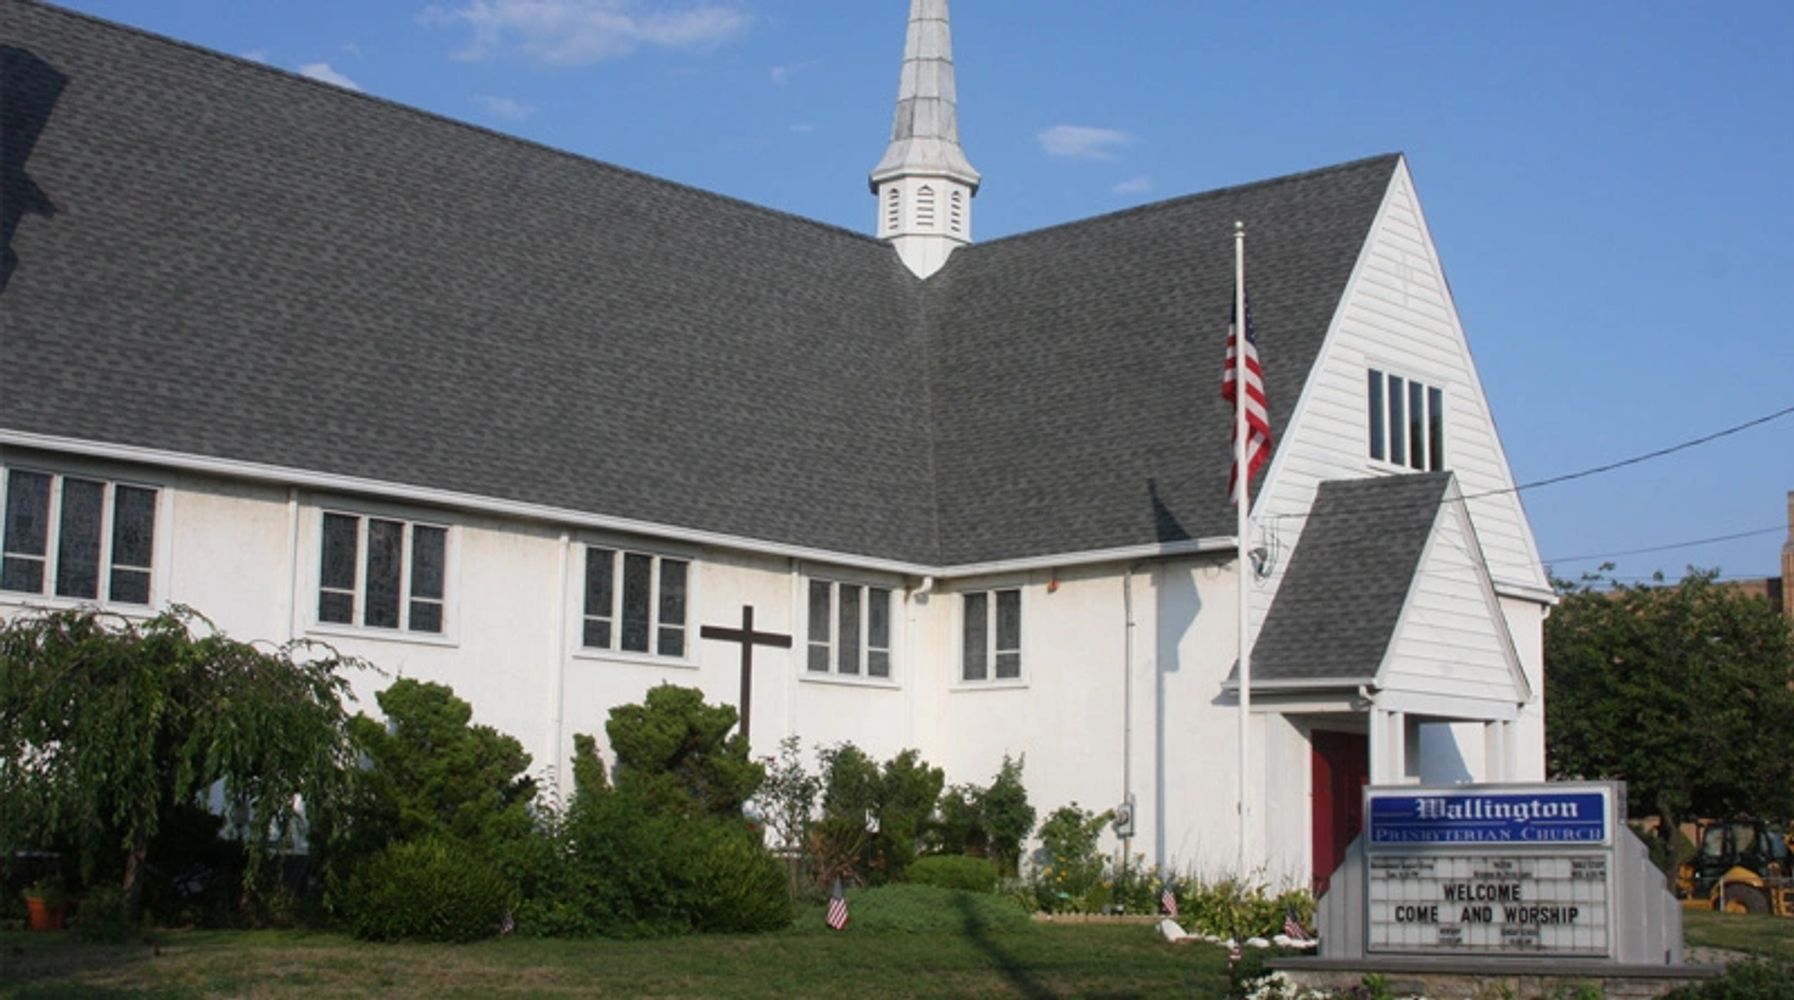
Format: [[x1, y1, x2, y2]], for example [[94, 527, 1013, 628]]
[[1263, 401, 1794, 528], [1544, 525, 1788, 565]]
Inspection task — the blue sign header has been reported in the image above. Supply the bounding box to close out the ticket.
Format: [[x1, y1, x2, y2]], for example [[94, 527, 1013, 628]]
[[1367, 791, 1609, 846]]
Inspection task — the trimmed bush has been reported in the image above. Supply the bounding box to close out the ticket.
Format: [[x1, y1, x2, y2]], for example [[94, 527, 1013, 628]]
[[1664, 961, 1794, 1000], [815, 883, 1032, 934], [907, 855, 998, 894], [339, 837, 516, 942], [687, 823, 793, 933]]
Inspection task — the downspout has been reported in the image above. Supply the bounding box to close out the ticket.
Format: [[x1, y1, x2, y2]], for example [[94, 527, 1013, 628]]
[[548, 531, 570, 801], [1121, 562, 1145, 866], [284, 487, 300, 642]]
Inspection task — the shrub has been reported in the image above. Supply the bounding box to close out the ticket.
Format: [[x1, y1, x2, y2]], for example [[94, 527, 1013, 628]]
[[1664, 961, 1794, 999], [1029, 803, 1114, 914], [73, 884, 136, 943], [815, 883, 1033, 934], [816, 744, 943, 884], [339, 837, 516, 942], [980, 756, 1034, 875], [345, 679, 537, 860], [686, 822, 793, 933], [1176, 876, 1313, 940], [607, 685, 763, 818], [907, 855, 998, 893], [509, 783, 790, 939]]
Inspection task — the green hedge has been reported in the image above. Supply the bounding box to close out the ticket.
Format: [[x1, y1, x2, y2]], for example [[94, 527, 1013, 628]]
[[907, 855, 998, 894], [339, 838, 517, 942]]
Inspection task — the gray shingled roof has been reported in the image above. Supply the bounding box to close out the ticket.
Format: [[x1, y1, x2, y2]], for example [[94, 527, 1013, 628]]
[[1244, 472, 1452, 685], [0, 1, 1398, 568]]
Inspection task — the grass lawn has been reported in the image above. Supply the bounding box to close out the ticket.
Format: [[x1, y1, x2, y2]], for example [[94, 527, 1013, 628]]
[[1683, 909, 1794, 963], [0, 921, 1229, 999]]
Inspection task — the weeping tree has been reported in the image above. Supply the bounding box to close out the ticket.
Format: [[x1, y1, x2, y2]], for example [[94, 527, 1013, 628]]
[[0, 607, 364, 918]]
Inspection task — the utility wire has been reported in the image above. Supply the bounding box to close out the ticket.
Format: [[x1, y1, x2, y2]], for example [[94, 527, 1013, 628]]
[[1260, 401, 1794, 528], [1544, 525, 1788, 565]]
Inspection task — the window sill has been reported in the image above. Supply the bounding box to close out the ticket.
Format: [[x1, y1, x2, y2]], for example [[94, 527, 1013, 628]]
[[951, 679, 1028, 692], [799, 672, 900, 691], [571, 648, 699, 670], [0, 593, 159, 618], [1366, 458, 1443, 476], [305, 622, 460, 649]]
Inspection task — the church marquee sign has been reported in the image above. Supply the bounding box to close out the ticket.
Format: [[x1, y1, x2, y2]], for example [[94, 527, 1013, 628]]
[[1363, 783, 1616, 957]]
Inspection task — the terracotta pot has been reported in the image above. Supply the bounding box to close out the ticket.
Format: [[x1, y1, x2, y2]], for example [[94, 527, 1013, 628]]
[[25, 896, 68, 932]]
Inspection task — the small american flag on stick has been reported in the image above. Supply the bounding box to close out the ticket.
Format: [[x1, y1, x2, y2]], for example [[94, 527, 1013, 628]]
[[1221, 291, 1271, 505], [1159, 882, 1178, 919], [826, 877, 850, 931], [1283, 905, 1311, 943]]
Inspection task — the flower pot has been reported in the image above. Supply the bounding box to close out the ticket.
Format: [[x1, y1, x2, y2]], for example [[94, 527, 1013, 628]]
[[25, 896, 68, 932]]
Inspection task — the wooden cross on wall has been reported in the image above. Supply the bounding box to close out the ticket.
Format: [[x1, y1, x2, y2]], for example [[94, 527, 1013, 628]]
[[699, 605, 791, 745]]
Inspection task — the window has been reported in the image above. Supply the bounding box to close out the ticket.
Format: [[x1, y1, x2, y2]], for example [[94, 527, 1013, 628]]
[[317, 512, 447, 633], [961, 588, 1020, 681], [1367, 369, 1445, 471], [949, 190, 965, 234], [885, 187, 901, 232], [806, 579, 893, 678], [582, 546, 687, 658], [1, 469, 157, 605]]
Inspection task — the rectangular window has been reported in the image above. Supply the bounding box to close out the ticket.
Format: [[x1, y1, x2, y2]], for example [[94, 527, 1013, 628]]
[[1386, 375, 1406, 467], [581, 546, 688, 659], [1367, 370, 1447, 472], [1367, 370, 1386, 462], [1, 469, 158, 605], [962, 588, 1021, 682], [807, 579, 893, 679], [315, 511, 447, 634]]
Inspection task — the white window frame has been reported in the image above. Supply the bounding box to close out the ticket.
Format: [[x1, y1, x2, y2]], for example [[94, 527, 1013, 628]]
[[574, 541, 694, 666], [801, 576, 898, 686], [956, 584, 1026, 688], [307, 506, 457, 644], [0, 463, 166, 610], [1367, 367, 1447, 473]]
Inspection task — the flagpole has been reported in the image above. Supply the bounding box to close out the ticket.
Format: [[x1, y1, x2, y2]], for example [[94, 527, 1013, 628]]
[[1233, 220, 1251, 879]]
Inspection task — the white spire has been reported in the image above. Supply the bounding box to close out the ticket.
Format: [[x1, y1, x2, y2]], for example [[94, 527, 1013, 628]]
[[871, 0, 979, 279]]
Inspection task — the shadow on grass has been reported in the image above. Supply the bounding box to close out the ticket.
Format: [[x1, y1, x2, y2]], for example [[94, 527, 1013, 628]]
[[1, 932, 157, 992], [954, 893, 1054, 1000]]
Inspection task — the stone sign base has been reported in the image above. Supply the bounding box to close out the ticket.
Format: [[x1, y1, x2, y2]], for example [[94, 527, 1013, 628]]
[[1268, 956, 1722, 1000]]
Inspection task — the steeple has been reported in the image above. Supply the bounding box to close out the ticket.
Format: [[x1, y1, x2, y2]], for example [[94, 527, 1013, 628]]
[[871, 0, 980, 279]]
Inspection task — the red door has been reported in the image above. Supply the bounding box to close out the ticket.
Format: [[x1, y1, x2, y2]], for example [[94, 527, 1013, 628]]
[[1310, 729, 1368, 897]]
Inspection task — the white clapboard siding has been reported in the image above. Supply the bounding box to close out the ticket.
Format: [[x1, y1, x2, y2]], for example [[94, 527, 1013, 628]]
[[1378, 500, 1528, 708], [1250, 157, 1548, 637]]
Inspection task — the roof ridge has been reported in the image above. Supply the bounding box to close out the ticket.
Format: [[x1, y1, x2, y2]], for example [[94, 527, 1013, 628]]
[[961, 153, 1403, 253], [14, 0, 893, 249]]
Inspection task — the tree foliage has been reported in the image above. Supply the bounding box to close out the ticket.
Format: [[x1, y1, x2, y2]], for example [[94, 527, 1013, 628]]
[[816, 742, 944, 883], [605, 684, 762, 818], [345, 678, 537, 856], [0, 608, 361, 914], [1546, 568, 1794, 834]]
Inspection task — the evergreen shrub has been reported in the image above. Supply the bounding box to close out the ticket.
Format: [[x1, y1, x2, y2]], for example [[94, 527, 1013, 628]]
[[1664, 961, 1794, 1000], [906, 855, 998, 893], [340, 837, 516, 942]]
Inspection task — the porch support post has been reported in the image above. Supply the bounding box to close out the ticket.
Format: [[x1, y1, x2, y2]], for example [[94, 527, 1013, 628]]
[[1368, 708, 1407, 784]]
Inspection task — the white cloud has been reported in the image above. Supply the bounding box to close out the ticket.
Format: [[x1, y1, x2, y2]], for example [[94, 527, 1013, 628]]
[[423, 0, 749, 66], [343, 41, 364, 57], [1113, 175, 1153, 196], [788, 122, 816, 134], [298, 62, 362, 90], [240, 49, 270, 64], [769, 58, 818, 86], [474, 95, 538, 121], [1037, 124, 1133, 160]]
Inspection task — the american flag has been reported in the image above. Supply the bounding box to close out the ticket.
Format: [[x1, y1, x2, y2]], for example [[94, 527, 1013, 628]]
[[1160, 883, 1178, 919], [826, 877, 850, 932], [1221, 292, 1271, 505], [1227, 939, 1242, 968], [1283, 905, 1311, 943]]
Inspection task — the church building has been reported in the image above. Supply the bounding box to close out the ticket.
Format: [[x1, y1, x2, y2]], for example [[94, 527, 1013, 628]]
[[0, 0, 1551, 885]]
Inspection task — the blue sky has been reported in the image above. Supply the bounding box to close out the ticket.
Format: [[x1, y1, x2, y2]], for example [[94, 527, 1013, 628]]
[[57, 0, 1794, 581]]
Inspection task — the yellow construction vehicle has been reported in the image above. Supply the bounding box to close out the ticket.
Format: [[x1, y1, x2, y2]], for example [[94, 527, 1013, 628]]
[[1675, 819, 1794, 916]]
